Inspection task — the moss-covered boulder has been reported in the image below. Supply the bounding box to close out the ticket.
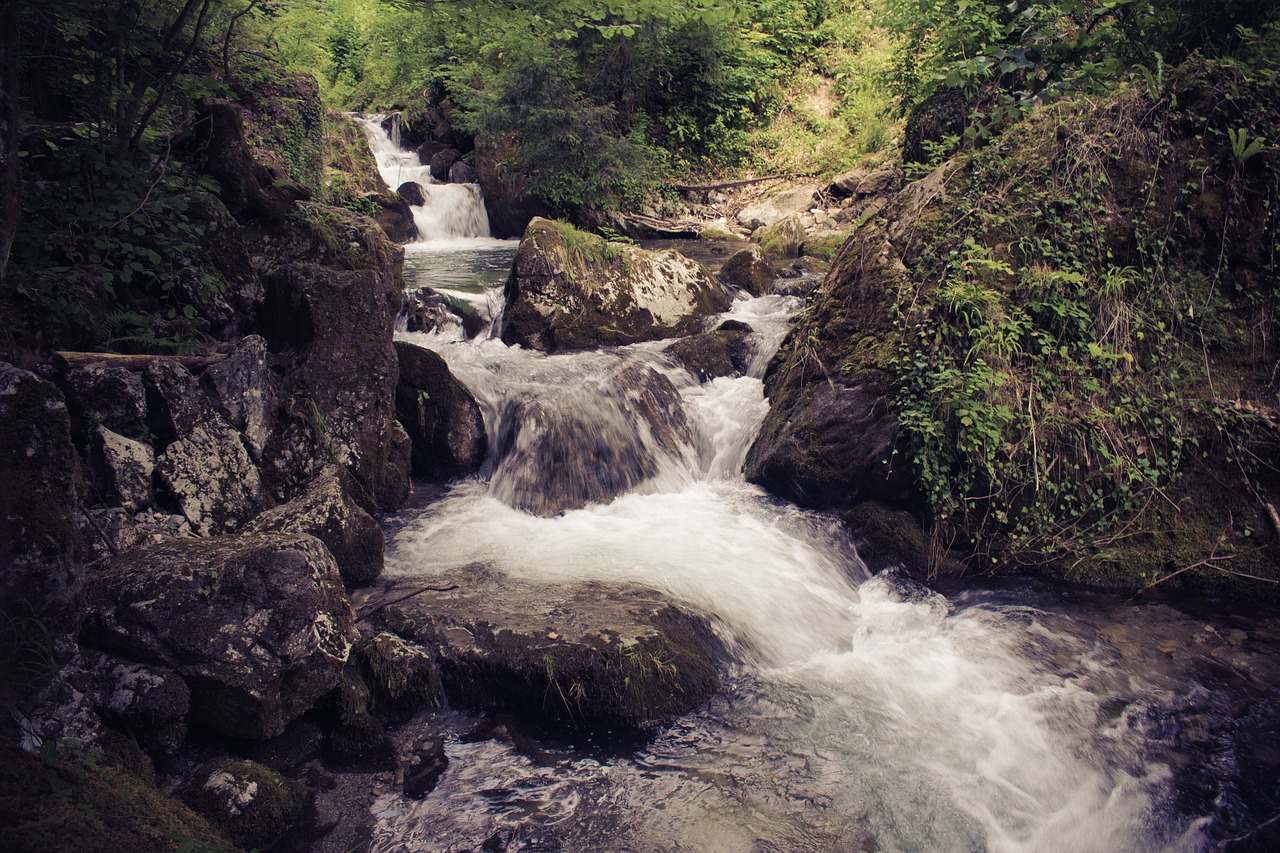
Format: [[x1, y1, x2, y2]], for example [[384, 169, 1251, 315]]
[[500, 218, 730, 353], [755, 214, 805, 259], [718, 246, 774, 295], [178, 757, 310, 851], [83, 533, 355, 740], [377, 569, 726, 731]]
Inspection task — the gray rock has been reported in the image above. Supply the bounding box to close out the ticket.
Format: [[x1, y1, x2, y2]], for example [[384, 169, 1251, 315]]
[[62, 364, 146, 433], [755, 214, 806, 259], [828, 168, 868, 197], [397, 181, 426, 206], [394, 342, 487, 482], [717, 245, 774, 295], [83, 533, 355, 740], [448, 160, 478, 183], [85, 650, 190, 754], [93, 425, 154, 511], [737, 184, 820, 230], [157, 420, 264, 535], [247, 466, 384, 587], [0, 364, 86, 640], [401, 286, 467, 336], [377, 568, 726, 730], [429, 148, 461, 182], [667, 326, 753, 382], [501, 217, 730, 353], [855, 166, 901, 196], [179, 757, 311, 850], [205, 334, 274, 458]]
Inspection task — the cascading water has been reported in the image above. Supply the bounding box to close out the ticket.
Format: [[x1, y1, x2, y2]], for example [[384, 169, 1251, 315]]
[[353, 113, 492, 243], [354, 123, 1278, 853]]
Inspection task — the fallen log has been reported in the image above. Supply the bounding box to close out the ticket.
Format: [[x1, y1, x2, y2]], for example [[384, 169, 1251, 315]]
[[52, 350, 229, 371], [672, 174, 785, 193]]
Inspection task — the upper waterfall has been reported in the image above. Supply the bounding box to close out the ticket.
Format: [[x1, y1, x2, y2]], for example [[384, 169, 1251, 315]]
[[353, 113, 492, 242]]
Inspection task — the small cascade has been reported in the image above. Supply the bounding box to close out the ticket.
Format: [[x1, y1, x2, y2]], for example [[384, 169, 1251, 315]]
[[352, 113, 491, 242]]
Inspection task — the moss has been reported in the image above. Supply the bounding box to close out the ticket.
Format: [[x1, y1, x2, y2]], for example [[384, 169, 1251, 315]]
[[177, 758, 309, 852], [357, 632, 437, 724], [699, 227, 740, 241], [800, 233, 848, 262], [0, 742, 237, 853]]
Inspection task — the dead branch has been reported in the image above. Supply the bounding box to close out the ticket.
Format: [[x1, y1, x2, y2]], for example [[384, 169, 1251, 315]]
[[355, 584, 460, 623], [53, 351, 228, 371], [672, 175, 785, 193]]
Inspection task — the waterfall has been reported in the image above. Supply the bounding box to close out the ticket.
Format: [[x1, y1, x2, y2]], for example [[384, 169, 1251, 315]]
[[352, 113, 492, 242], [380, 289, 1236, 852]]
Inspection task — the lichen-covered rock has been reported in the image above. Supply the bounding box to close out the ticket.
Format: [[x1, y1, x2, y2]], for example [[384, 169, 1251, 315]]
[[205, 334, 274, 459], [61, 364, 146, 436], [666, 325, 753, 382], [259, 203, 409, 512], [247, 466, 384, 587], [92, 426, 154, 512], [0, 364, 85, 641], [157, 420, 264, 535], [489, 361, 694, 516], [394, 341, 487, 481], [378, 569, 726, 731], [501, 218, 729, 353], [178, 757, 311, 851], [82, 533, 355, 740], [84, 650, 190, 755], [355, 631, 437, 723], [737, 184, 820, 230], [755, 214, 805, 259], [717, 245, 774, 296]]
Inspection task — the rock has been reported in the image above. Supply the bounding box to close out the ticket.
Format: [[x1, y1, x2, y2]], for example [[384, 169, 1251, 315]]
[[84, 650, 190, 755], [736, 184, 820, 230], [0, 365, 86, 643], [401, 286, 470, 336], [92, 426, 154, 512], [83, 533, 355, 740], [397, 181, 427, 206], [801, 233, 848, 262], [700, 225, 741, 241], [404, 737, 448, 800], [378, 569, 726, 730], [204, 334, 274, 459], [756, 214, 805, 259], [394, 341, 487, 481], [61, 364, 146, 436], [828, 168, 867, 197], [355, 631, 437, 723], [324, 666, 394, 768], [178, 757, 311, 851], [430, 148, 461, 183], [489, 361, 694, 516], [500, 218, 730, 353], [157, 420, 264, 535], [260, 203, 410, 512], [370, 193, 417, 243], [855, 166, 902, 196], [746, 223, 922, 512], [140, 358, 206, 440], [448, 160, 478, 183], [718, 245, 774, 295], [238, 717, 325, 772], [473, 139, 557, 239], [667, 326, 753, 382], [416, 140, 448, 167], [247, 466, 384, 588]]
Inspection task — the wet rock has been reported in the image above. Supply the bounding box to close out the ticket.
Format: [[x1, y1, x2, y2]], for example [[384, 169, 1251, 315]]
[[737, 184, 820, 230], [403, 736, 448, 800], [448, 160, 478, 184], [239, 717, 325, 772], [402, 286, 469, 336], [378, 569, 725, 731], [92, 425, 154, 512], [178, 757, 311, 851], [417, 139, 448, 166], [501, 218, 729, 353], [325, 666, 394, 769], [205, 333, 274, 459], [667, 326, 753, 381], [394, 341, 487, 481], [83, 533, 355, 740], [755, 214, 805, 259], [490, 361, 693, 516], [61, 364, 146, 436], [0, 364, 86, 642], [356, 631, 437, 723], [430, 148, 461, 182], [397, 180, 427, 206], [370, 193, 417, 243], [157, 420, 264, 535], [247, 466, 384, 587], [718, 245, 774, 296], [84, 650, 190, 755], [473, 141, 557, 239]]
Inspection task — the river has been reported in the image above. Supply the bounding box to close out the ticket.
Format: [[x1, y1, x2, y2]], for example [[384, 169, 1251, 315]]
[[352, 116, 1280, 853]]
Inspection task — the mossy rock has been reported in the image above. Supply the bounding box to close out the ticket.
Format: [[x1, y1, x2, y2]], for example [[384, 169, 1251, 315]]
[[801, 233, 848, 262], [0, 742, 236, 853], [699, 226, 740, 241], [178, 758, 310, 851], [754, 214, 805, 259], [356, 631, 438, 723]]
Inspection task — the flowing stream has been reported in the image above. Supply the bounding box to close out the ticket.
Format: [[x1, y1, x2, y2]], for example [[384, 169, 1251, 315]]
[[357, 120, 1280, 852]]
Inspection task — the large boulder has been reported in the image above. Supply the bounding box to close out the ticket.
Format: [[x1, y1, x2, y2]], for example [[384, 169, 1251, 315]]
[[718, 245, 774, 295], [0, 365, 86, 646], [376, 569, 725, 731], [448, 160, 478, 184], [82, 533, 356, 740], [204, 334, 274, 459], [397, 181, 427, 207], [429, 148, 461, 183], [260, 203, 411, 511], [393, 342, 487, 481], [61, 364, 147, 438], [369, 193, 417, 243], [156, 419, 264, 536], [667, 323, 753, 382], [246, 466, 384, 588], [91, 426, 154, 512], [473, 137, 557, 238], [737, 184, 820, 230], [489, 361, 694, 516], [755, 214, 806, 259], [501, 218, 730, 353]]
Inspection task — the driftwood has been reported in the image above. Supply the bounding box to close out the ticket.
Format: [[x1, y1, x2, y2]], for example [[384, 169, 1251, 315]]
[[619, 213, 704, 239], [355, 583, 460, 624], [53, 350, 228, 371], [672, 174, 785, 193]]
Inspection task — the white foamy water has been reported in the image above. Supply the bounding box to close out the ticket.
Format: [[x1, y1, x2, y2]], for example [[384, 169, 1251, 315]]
[[378, 288, 1220, 851]]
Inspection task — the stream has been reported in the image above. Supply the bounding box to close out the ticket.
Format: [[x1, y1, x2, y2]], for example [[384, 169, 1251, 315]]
[[354, 117, 1280, 853]]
